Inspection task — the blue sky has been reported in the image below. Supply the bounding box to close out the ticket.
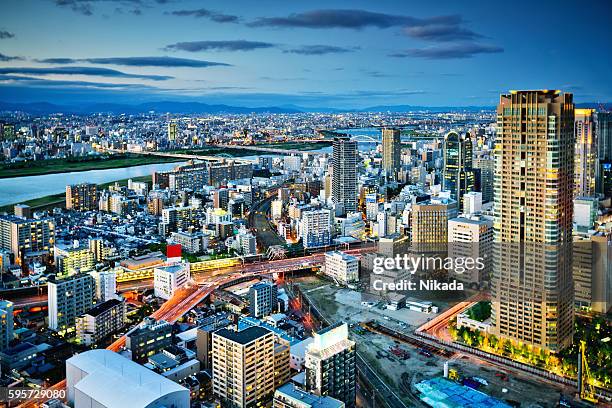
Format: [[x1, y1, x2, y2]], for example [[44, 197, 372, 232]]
[[0, 0, 610, 108]]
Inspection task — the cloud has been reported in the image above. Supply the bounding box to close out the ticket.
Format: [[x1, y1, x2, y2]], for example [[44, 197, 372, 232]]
[[165, 40, 276, 52], [390, 42, 503, 59], [54, 0, 94, 16], [0, 74, 155, 89], [404, 24, 483, 42], [249, 9, 461, 29], [53, 0, 161, 16], [36, 56, 231, 68], [284, 45, 358, 55], [166, 8, 239, 23], [0, 53, 23, 62], [0, 66, 172, 80], [0, 30, 15, 39]]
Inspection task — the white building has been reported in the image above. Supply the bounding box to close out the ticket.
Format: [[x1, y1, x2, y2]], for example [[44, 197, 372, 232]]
[[284, 156, 302, 172], [462, 191, 482, 215], [66, 349, 189, 408], [290, 337, 313, 371], [448, 215, 493, 286], [324, 251, 359, 285], [154, 263, 191, 300], [90, 270, 117, 302], [300, 209, 332, 249]]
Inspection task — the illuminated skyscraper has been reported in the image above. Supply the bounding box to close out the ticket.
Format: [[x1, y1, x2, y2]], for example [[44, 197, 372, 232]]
[[492, 90, 574, 352], [574, 109, 597, 197], [168, 121, 177, 141], [382, 128, 401, 179], [442, 131, 476, 207], [331, 137, 358, 215], [596, 111, 612, 197]]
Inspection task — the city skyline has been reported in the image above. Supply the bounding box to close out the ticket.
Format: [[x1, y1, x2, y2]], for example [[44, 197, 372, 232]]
[[1, 0, 611, 108]]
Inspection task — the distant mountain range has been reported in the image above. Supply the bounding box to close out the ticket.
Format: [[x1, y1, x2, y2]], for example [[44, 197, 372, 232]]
[[0, 100, 609, 115]]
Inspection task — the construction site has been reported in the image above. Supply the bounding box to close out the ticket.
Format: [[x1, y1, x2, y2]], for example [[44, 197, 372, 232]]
[[292, 276, 590, 408]]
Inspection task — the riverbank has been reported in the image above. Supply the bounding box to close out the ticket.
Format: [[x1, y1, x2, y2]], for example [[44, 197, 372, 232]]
[[0, 154, 183, 179], [0, 175, 152, 213], [169, 141, 332, 157]]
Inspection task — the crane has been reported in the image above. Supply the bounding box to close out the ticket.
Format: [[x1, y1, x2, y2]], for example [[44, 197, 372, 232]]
[[578, 340, 598, 404]]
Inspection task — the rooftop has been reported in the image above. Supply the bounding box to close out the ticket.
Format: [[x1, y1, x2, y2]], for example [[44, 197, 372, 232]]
[[82, 298, 123, 318], [275, 383, 344, 408], [214, 326, 271, 345], [67, 349, 188, 407]]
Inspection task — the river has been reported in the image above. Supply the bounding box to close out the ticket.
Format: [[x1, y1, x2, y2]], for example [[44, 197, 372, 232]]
[[0, 162, 184, 206]]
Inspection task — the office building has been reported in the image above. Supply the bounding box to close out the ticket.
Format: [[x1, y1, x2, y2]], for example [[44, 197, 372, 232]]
[[463, 191, 482, 215], [443, 131, 476, 207], [0, 300, 14, 351], [573, 231, 612, 314], [48, 273, 96, 334], [474, 151, 494, 203], [597, 111, 612, 196], [574, 109, 597, 197], [305, 323, 356, 407], [324, 251, 359, 285], [274, 383, 345, 408], [248, 280, 278, 318], [154, 263, 191, 300], [448, 216, 493, 286], [492, 90, 575, 352], [76, 298, 126, 346], [66, 183, 98, 211], [411, 198, 458, 246], [332, 137, 358, 215], [66, 349, 189, 408], [0, 214, 55, 267], [126, 317, 173, 362], [212, 326, 276, 408], [300, 209, 332, 249], [382, 128, 401, 178], [573, 197, 598, 231]]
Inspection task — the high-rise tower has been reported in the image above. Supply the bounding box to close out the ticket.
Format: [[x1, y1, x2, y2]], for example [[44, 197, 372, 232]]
[[382, 128, 401, 179], [574, 108, 597, 197], [492, 90, 575, 352], [332, 137, 358, 215], [442, 131, 476, 207]]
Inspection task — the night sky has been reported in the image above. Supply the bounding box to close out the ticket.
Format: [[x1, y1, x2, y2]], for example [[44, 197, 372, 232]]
[[0, 0, 611, 108]]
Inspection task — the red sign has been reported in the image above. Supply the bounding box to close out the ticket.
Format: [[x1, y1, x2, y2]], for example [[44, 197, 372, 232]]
[[167, 244, 182, 259]]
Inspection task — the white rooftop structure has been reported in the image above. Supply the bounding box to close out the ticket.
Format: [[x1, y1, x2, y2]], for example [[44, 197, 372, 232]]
[[66, 349, 189, 408]]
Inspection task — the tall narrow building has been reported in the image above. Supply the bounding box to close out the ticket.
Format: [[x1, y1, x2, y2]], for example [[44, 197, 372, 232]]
[[492, 90, 575, 352], [596, 111, 612, 197], [574, 109, 597, 197], [442, 131, 476, 207], [168, 121, 177, 141], [382, 128, 401, 179], [305, 323, 356, 407], [331, 137, 358, 215]]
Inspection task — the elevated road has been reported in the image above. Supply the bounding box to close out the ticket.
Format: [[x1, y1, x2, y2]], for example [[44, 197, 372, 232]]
[[16, 250, 373, 408]]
